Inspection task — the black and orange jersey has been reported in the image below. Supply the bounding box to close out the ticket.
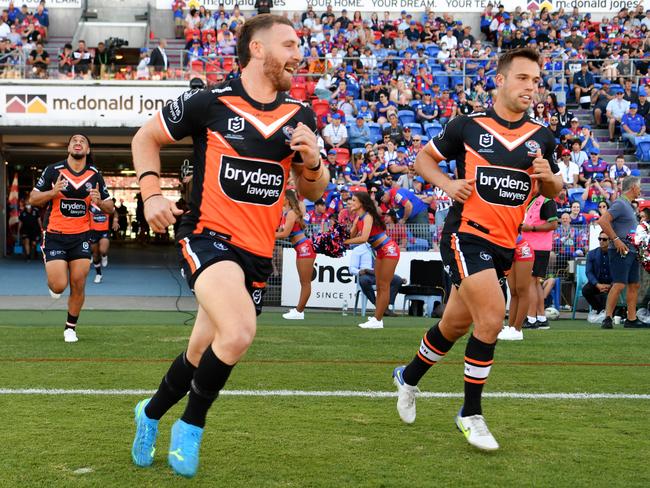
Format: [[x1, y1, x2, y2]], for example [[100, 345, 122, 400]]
[[89, 203, 110, 231], [428, 109, 559, 249], [34, 161, 110, 234], [159, 78, 317, 258]]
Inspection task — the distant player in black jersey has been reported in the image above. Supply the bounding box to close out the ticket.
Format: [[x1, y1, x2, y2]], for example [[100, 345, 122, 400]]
[[392, 48, 562, 450], [29, 135, 113, 342], [130, 15, 329, 477]]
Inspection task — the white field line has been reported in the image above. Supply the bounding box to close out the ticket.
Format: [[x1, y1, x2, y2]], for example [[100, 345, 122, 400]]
[[0, 388, 649, 400]]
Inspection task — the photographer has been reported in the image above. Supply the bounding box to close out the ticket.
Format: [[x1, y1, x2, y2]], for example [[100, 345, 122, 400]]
[[93, 41, 111, 78]]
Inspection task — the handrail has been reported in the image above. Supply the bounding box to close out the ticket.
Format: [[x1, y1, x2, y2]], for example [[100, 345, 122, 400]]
[[6, 55, 650, 86], [144, 2, 152, 49]]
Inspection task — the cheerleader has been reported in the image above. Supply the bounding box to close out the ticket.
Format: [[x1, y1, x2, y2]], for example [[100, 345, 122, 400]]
[[276, 191, 316, 320], [345, 191, 400, 329]]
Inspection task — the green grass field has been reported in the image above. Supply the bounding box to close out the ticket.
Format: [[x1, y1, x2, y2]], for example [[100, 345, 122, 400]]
[[1, 310, 649, 487]]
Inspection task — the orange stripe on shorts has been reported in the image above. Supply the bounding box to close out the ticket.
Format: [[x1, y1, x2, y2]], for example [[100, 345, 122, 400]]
[[179, 239, 197, 274]]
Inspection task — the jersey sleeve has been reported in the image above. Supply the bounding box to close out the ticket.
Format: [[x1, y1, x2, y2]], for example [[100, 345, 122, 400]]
[[34, 165, 56, 192], [427, 115, 466, 162], [544, 129, 560, 174], [292, 104, 318, 165], [540, 199, 559, 222], [159, 88, 211, 141], [96, 172, 110, 200]]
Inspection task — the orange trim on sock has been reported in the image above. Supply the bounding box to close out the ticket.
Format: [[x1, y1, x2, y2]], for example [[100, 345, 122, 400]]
[[422, 334, 446, 357], [464, 356, 494, 366], [417, 351, 435, 365]]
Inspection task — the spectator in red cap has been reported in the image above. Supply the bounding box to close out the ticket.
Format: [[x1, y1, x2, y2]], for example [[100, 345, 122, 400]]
[[557, 148, 580, 188]]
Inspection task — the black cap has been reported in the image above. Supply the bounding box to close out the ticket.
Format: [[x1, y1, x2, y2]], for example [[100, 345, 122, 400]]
[[189, 77, 205, 89]]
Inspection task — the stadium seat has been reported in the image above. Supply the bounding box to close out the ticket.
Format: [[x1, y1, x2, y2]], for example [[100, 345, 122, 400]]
[[398, 110, 416, 125], [312, 99, 329, 113], [405, 123, 424, 137], [635, 137, 650, 161], [426, 125, 442, 139], [367, 123, 383, 143], [290, 85, 307, 100], [334, 147, 350, 166], [568, 188, 585, 203]]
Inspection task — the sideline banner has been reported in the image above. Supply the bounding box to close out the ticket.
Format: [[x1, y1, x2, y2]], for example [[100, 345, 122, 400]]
[[0, 0, 81, 7], [281, 248, 442, 309], [155, 0, 645, 14], [1, 83, 189, 127]]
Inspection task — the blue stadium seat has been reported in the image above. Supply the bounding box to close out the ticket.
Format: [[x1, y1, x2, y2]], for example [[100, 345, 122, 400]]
[[367, 123, 383, 143], [568, 188, 585, 203], [410, 100, 422, 110], [426, 125, 442, 139], [635, 136, 650, 161], [423, 121, 442, 129], [398, 110, 416, 126], [405, 123, 424, 136]]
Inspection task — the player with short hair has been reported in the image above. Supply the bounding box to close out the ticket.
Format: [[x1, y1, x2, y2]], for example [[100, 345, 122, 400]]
[[130, 14, 329, 478], [29, 134, 113, 342], [392, 47, 562, 450]]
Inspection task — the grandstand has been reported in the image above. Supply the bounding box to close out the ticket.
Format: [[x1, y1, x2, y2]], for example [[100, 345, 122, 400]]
[[1, 1, 649, 310]]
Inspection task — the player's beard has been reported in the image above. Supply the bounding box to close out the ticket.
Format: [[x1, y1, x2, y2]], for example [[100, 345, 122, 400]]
[[69, 151, 86, 160], [263, 53, 292, 92]]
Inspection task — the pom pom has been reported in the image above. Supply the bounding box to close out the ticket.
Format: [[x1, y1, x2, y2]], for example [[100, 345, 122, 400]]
[[312, 222, 350, 258]]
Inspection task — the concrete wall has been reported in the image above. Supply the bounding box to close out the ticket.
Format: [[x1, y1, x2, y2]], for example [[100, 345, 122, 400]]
[[74, 22, 147, 46], [47, 8, 82, 38]]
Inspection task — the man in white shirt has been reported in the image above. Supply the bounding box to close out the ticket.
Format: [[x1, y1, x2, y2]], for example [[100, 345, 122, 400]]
[[359, 47, 377, 70], [322, 113, 348, 150], [441, 29, 457, 50], [569, 138, 588, 168], [0, 20, 10, 38], [606, 89, 631, 141], [558, 148, 580, 188], [349, 243, 403, 315], [325, 46, 343, 70]]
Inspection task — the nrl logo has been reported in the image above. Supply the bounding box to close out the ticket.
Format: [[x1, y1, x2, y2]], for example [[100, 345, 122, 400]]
[[227, 116, 245, 133]]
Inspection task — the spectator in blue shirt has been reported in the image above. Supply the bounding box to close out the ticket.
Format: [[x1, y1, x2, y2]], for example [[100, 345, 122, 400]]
[[620, 104, 646, 146], [582, 231, 612, 319], [573, 63, 594, 107], [344, 152, 371, 185], [580, 148, 609, 183], [388, 187, 429, 225], [348, 116, 370, 150], [357, 101, 374, 122], [416, 91, 438, 123]]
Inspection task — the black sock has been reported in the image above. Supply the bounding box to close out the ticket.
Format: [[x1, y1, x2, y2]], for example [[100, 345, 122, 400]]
[[181, 347, 234, 428], [402, 323, 455, 386], [65, 313, 78, 330], [93, 261, 102, 275], [462, 334, 496, 417], [145, 352, 197, 420]]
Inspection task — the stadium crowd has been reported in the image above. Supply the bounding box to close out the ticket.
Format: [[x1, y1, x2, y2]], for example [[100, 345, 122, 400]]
[[3, 2, 649, 284]]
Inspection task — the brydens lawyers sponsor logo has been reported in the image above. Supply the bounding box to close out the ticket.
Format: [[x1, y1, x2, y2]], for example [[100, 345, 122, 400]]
[[475, 166, 531, 207], [219, 155, 284, 206], [59, 199, 87, 218], [5, 94, 47, 113]]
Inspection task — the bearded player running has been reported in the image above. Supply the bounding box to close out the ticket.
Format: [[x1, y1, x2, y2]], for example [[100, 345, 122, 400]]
[[130, 15, 329, 478]]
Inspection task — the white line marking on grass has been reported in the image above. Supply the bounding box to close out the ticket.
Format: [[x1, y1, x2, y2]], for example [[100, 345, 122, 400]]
[[73, 468, 94, 475], [0, 388, 649, 400]]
